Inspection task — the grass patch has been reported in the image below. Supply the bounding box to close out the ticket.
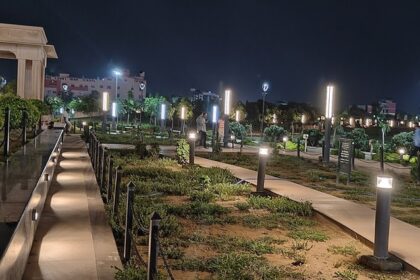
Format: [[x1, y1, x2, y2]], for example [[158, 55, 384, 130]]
[[288, 228, 329, 242], [247, 196, 313, 216]]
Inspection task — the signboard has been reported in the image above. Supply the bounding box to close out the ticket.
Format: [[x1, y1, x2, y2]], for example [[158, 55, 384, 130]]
[[336, 138, 353, 184]]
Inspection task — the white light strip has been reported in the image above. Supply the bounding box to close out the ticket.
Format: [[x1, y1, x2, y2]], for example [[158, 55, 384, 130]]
[[224, 89, 231, 115], [112, 102, 117, 117], [212, 105, 217, 123], [102, 91, 109, 111], [161, 104, 166, 120], [181, 106, 186, 120], [325, 85, 334, 119], [235, 110, 240, 122]]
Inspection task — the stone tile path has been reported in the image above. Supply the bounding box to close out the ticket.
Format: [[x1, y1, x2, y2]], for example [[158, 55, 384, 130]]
[[23, 135, 121, 280]]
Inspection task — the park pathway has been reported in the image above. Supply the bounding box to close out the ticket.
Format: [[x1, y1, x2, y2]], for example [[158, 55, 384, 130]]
[[23, 135, 121, 280], [190, 155, 420, 272]]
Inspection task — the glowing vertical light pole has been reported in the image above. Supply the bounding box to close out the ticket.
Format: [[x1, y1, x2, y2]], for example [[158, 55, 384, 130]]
[[212, 105, 218, 149], [102, 91, 109, 131], [323, 85, 334, 163], [180, 106, 186, 135], [223, 89, 231, 147], [160, 103, 166, 131]]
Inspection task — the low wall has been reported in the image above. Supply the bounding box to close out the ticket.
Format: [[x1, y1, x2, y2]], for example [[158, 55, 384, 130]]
[[0, 129, 63, 280]]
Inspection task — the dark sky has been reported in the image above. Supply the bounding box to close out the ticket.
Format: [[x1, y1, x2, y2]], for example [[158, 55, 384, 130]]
[[1, 0, 420, 113]]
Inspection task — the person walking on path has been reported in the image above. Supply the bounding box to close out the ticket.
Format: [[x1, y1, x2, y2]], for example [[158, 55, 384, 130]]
[[61, 108, 72, 135], [196, 112, 208, 148], [409, 122, 420, 160]]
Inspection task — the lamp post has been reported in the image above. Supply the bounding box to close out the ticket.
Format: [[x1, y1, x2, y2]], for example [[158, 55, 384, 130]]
[[160, 103, 166, 131], [188, 132, 196, 165], [230, 135, 235, 149], [111, 102, 117, 132], [223, 89, 231, 148], [102, 91, 109, 131], [256, 147, 269, 193], [260, 82, 269, 141], [212, 105, 218, 149], [235, 110, 240, 122], [180, 106, 186, 135], [323, 85, 334, 163], [112, 70, 122, 130], [283, 136, 288, 151]]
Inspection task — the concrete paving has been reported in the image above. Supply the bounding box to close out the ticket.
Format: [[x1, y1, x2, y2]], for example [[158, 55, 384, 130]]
[[192, 156, 420, 272], [23, 135, 121, 280]]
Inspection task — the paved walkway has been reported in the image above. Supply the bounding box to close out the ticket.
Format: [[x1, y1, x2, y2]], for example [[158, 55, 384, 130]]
[[23, 135, 121, 280], [192, 156, 420, 272]]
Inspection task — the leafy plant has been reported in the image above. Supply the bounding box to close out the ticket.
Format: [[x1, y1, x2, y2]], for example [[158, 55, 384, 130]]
[[390, 131, 414, 152], [348, 128, 369, 151], [264, 125, 285, 142], [176, 139, 189, 165], [0, 94, 40, 128]]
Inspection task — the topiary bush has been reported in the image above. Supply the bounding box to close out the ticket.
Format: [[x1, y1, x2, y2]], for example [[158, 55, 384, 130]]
[[264, 125, 285, 142], [390, 131, 414, 152], [348, 128, 369, 151], [0, 94, 40, 128], [176, 139, 190, 165], [28, 99, 50, 115], [304, 128, 323, 146], [229, 122, 247, 140]]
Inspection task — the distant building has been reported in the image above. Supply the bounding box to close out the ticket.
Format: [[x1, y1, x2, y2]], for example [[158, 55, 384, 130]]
[[378, 99, 396, 116], [356, 104, 373, 114], [44, 71, 147, 100], [190, 88, 219, 103]]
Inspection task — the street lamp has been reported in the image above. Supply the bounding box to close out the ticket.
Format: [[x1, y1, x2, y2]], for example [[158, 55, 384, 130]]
[[235, 110, 240, 122], [272, 113, 277, 124], [102, 91, 109, 131], [323, 84, 334, 163], [260, 82, 269, 141], [374, 175, 392, 259], [223, 89, 231, 147], [112, 69, 122, 130]]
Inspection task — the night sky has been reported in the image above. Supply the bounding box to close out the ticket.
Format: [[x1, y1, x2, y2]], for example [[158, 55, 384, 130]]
[[1, 0, 420, 113]]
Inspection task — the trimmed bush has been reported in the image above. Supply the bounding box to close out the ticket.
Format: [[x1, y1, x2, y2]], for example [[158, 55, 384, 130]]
[[0, 94, 40, 128]]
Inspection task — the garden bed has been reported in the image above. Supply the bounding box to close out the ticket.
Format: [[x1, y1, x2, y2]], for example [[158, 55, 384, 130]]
[[196, 152, 420, 228], [107, 153, 416, 279]]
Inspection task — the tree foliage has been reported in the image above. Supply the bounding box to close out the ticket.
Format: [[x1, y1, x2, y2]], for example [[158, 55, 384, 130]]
[[264, 125, 285, 142], [0, 94, 40, 128]]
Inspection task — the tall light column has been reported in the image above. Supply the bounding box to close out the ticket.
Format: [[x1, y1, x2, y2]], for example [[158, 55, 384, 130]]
[[323, 85, 334, 163], [260, 82, 269, 142], [180, 106, 186, 135], [212, 105, 218, 149], [160, 103, 166, 131], [102, 91, 109, 131], [223, 89, 231, 148], [112, 70, 122, 130]]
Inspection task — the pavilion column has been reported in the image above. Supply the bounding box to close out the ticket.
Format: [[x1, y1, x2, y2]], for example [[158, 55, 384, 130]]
[[31, 60, 42, 100], [17, 58, 26, 98]]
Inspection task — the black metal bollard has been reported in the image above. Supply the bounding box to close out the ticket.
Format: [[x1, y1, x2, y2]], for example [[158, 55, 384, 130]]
[[107, 155, 113, 202], [380, 146, 384, 173], [297, 138, 301, 158], [374, 176, 392, 259], [101, 148, 107, 191], [256, 148, 269, 193], [22, 110, 27, 146], [112, 166, 123, 219], [147, 212, 162, 280], [189, 133, 196, 165], [124, 182, 135, 262], [3, 107, 10, 158]]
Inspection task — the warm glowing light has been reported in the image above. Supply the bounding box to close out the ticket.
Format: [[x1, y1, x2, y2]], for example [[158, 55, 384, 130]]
[[82, 121, 87, 126], [365, 118, 371, 127], [181, 106, 186, 120], [283, 136, 288, 142], [230, 135, 235, 140], [212, 105, 217, 123], [301, 114, 306, 124], [389, 120, 394, 127], [377, 176, 393, 189], [259, 147, 269, 155], [325, 85, 334, 119], [188, 132, 196, 140], [112, 102, 117, 117], [161, 103, 166, 120], [102, 91, 109, 111], [409, 121, 413, 128], [272, 114, 277, 124], [71, 109, 75, 114], [398, 148, 406, 155], [224, 89, 231, 115], [349, 117, 354, 127], [235, 110, 240, 122]]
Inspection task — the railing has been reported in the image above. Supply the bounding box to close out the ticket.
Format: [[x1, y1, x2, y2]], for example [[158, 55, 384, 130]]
[[87, 131, 175, 279]]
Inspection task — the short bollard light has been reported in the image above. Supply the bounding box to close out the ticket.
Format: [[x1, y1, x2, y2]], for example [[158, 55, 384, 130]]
[[397, 148, 405, 161], [188, 132, 196, 165], [282, 136, 288, 150], [230, 135, 235, 149], [255, 147, 269, 193], [360, 175, 402, 271]]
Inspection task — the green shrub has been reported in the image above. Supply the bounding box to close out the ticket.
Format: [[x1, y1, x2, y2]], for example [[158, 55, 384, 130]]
[[264, 125, 285, 142], [348, 128, 369, 151], [149, 143, 160, 158], [304, 128, 323, 146], [176, 139, 189, 165], [134, 142, 148, 158], [288, 228, 329, 241], [229, 122, 247, 139], [208, 182, 252, 200], [0, 94, 40, 128], [28, 99, 50, 115], [189, 190, 216, 203], [391, 131, 414, 152], [235, 202, 250, 211]]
